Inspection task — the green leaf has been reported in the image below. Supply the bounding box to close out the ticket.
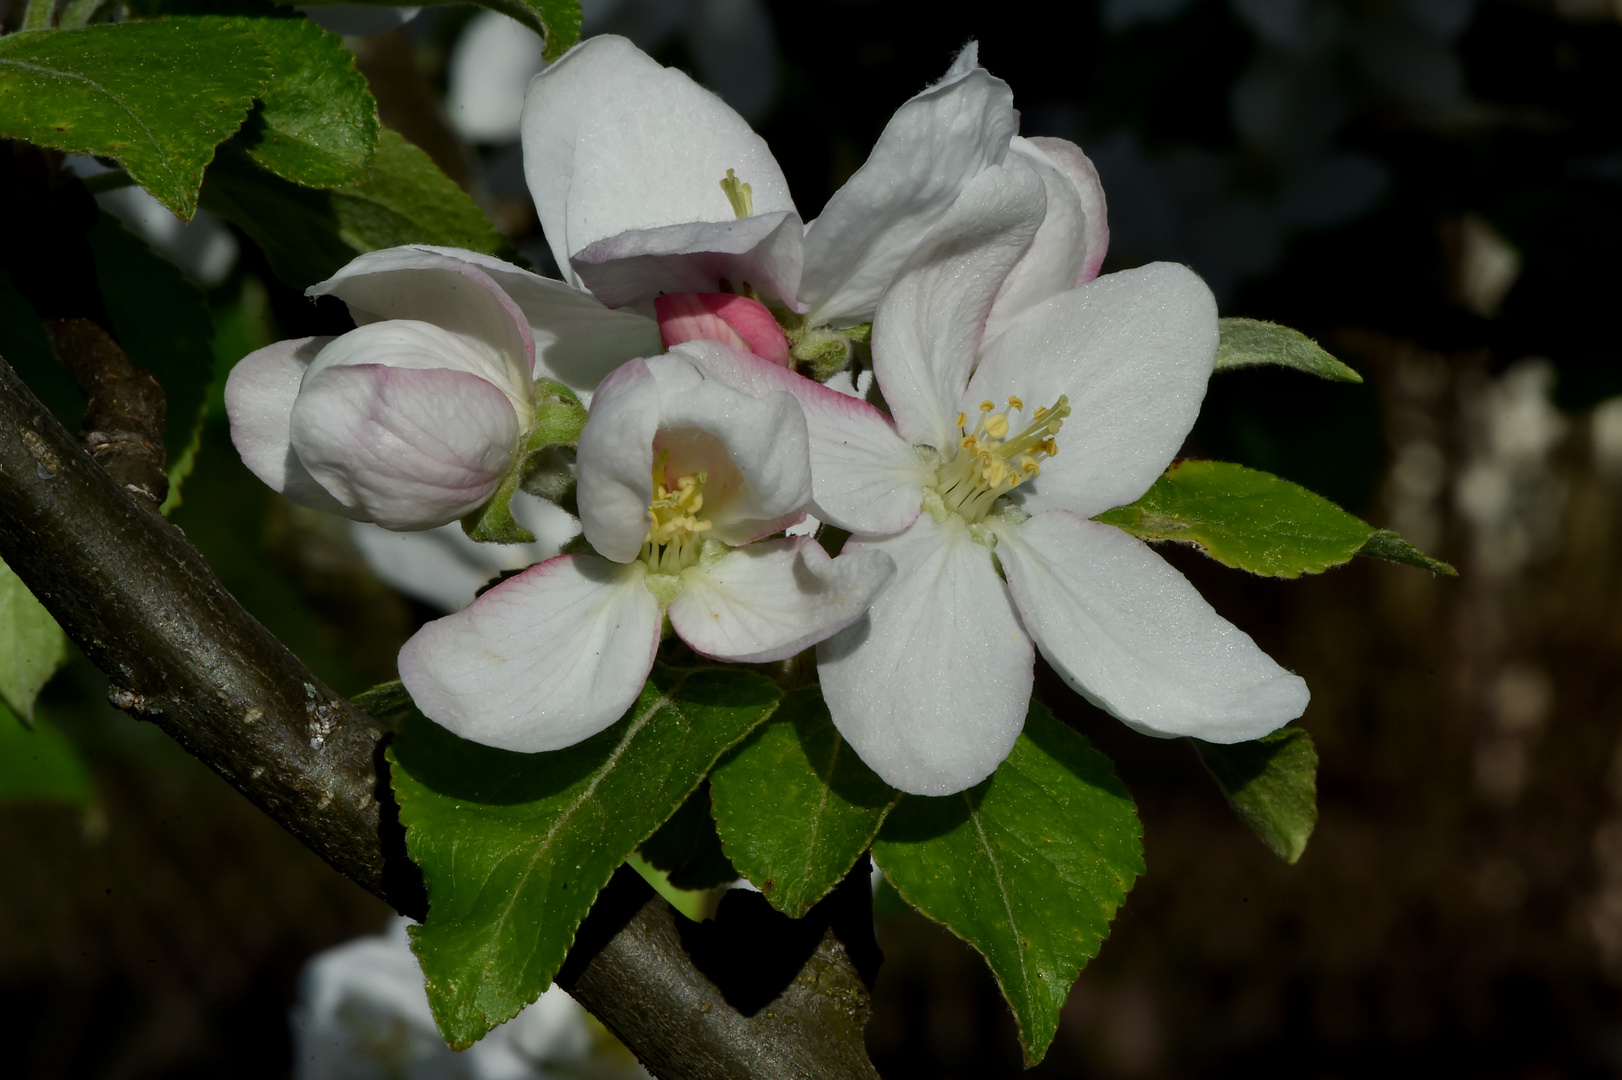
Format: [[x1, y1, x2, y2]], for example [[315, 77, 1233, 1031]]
[[292, 0, 584, 61], [1191, 727, 1318, 864], [1358, 529, 1457, 576], [351, 678, 414, 731], [0, 557, 70, 723], [0, 702, 93, 809], [202, 130, 502, 288], [86, 210, 215, 466], [1215, 318, 1362, 383], [639, 782, 737, 891], [872, 702, 1143, 1065], [1095, 460, 1378, 578], [389, 665, 780, 1048], [0, 21, 272, 218], [711, 686, 898, 918]]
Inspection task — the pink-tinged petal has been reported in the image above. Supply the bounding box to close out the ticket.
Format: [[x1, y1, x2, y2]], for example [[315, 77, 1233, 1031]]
[[571, 211, 804, 313], [996, 512, 1308, 742], [669, 537, 895, 663], [872, 165, 1046, 453], [656, 292, 791, 368], [673, 339, 928, 535], [983, 137, 1105, 349], [307, 247, 535, 400], [399, 555, 661, 753], [800, 44, 1017, 325], [1028, 136, 1109, 283], [289, 364, 519, 531], [405, 245, 662, 401], [301, 318, 530, 418], [967, 262, 1218, 518], [521, 35, 794, 289], [575, 358, 677, 562], [224, 336, 357, 518], [817, 513, 1033, 796]]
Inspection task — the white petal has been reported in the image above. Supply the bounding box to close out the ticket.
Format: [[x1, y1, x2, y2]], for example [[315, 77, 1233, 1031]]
[[672, 340, 928, 534], [407, 246, 662, 402], [996, 511, 1309, 742], [1027, 136, 1109, 283], [521, 35, 794, 289], [570, 210, 804, 312], [669, 537, 895, 663], [307, 247, 534, 403], [398, 556, 662, 752], [800, 53, 1017, 325], [983, 136, 1107, 349], [575, 358, 672, 562], [224, 336, 358, 517], [967, 262, 1218, 518], [289, 364, 519, 530], [871, 165, 1046, 452], [302, 318, 531, 418], [816, 513, 1033, 796]]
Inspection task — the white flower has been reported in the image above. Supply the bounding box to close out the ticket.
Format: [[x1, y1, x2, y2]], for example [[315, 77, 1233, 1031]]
[[225, 246, 659, 531], [684, 167, 1309, 796], [397, 346, 895, 753]]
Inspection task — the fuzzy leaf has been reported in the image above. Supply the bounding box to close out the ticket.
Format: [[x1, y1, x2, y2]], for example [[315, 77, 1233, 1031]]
[[389, 666, 780, 1048], [872, 702, 1143, 1065], [711, 686, 898, 917], [1358, 529, 1457, 576], [1192, 727, 1319, 864], [0, 21, 271, 218], [294, 0, 583, 60], [0, 558, 69, 724], [1214, 318, 1362, 382]]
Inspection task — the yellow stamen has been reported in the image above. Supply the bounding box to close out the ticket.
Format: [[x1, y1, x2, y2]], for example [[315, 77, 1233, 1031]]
[[933, 395, 1071, 523], [720, 169, 753, 219], [643, 451, 712, 572]]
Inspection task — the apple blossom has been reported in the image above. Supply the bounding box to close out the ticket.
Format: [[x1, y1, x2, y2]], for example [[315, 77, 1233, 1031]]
[[682, 167, 1309, 797], [397, 346, 895, 754]]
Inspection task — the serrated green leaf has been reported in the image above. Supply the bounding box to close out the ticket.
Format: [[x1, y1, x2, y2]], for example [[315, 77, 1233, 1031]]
[[293, 0, 583, 60], [1192, 726, 1318, 864], [1358, 529, 1457, 576], [389, 665, 780, 1048], [202, 129, 502, 288], [0, 557, 69, 723], [0, 702, 93, 808], [711, 686, 898, 918], [0, 21, 272, 218], [872, 702, 1143, 1066], [86, 209, 215, 465], [1215, 318, 1362, 383], [1095, 459, 1378, 578]]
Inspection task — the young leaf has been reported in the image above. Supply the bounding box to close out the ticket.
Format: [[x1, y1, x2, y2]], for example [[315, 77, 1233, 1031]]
[[0, 21, 272, 218], [1358, 529, 1457, 576], [202, 130, 503, 288], [711, 686, 898, 918], [296, 0, 584, 60], [0, 702, 93, 809], [1095, 460, 1378, 578], [389, 666, 780, 1048], [0, 557, 70, 724], [1192, 727, 1319, 864], [1214, 318, 1362, 382], [872, 702, 1143, 1066]]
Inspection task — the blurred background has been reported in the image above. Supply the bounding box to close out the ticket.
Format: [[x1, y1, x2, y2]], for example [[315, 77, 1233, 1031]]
[[4, 0, 1622, 1075]]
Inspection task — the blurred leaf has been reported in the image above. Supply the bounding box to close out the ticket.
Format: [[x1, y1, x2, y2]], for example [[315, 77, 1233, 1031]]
[[1215, 318, 1362, 383], [0, 702, 93, 808], [0, 557, 70, 723], [1192, 727, 1318, 864], [711, 686, 898, 918], [0, 21, 271, 218], [293, 0, 583, 60], [872, 702, 1143, 1066], [87, 210, 215, 467], [1358, 529, 1457, 576], [389, 666, 780, 1048], [639, 782, 737, 891], [0, 266, 81, 435], [202, 130, 502, 288], [625, 851, 729, 922], [1095, 460, 1377, 578]]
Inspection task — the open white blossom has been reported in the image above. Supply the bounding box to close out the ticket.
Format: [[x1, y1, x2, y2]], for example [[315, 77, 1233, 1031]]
[[398, 346, 894, 753]]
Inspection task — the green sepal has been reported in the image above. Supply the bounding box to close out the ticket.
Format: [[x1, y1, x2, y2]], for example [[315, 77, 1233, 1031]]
[[710, 686, 898, 918], [389, 665, 780, 1048], [1192, 726, 1319, 864], [872, 701, 1143, 1066], [288, 0, 583, 61], [1357, 529, 1457, 576], [0, 557, 70, 725], [788, 322, 871, 384], [462, 381, 589, 544], [350, 678, 414, 732], [1214, 318, 1362, 383]]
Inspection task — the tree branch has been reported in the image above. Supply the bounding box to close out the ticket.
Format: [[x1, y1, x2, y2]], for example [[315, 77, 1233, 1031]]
[[44, 317, 168, 509], [0, 354, 881, 1080]]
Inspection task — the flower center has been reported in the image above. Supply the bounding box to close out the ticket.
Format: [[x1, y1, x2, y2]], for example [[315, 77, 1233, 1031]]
[[642, 451, 713, 573], [934, 395, 1071, 523], [720, 168, 753, 218]]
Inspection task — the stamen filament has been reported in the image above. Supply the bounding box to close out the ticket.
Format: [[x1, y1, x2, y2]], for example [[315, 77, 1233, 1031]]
[[933, 395, 1071, 523]]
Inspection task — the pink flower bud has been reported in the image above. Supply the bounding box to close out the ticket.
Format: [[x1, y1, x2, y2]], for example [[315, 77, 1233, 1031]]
[[654, 292, 792, 368]]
